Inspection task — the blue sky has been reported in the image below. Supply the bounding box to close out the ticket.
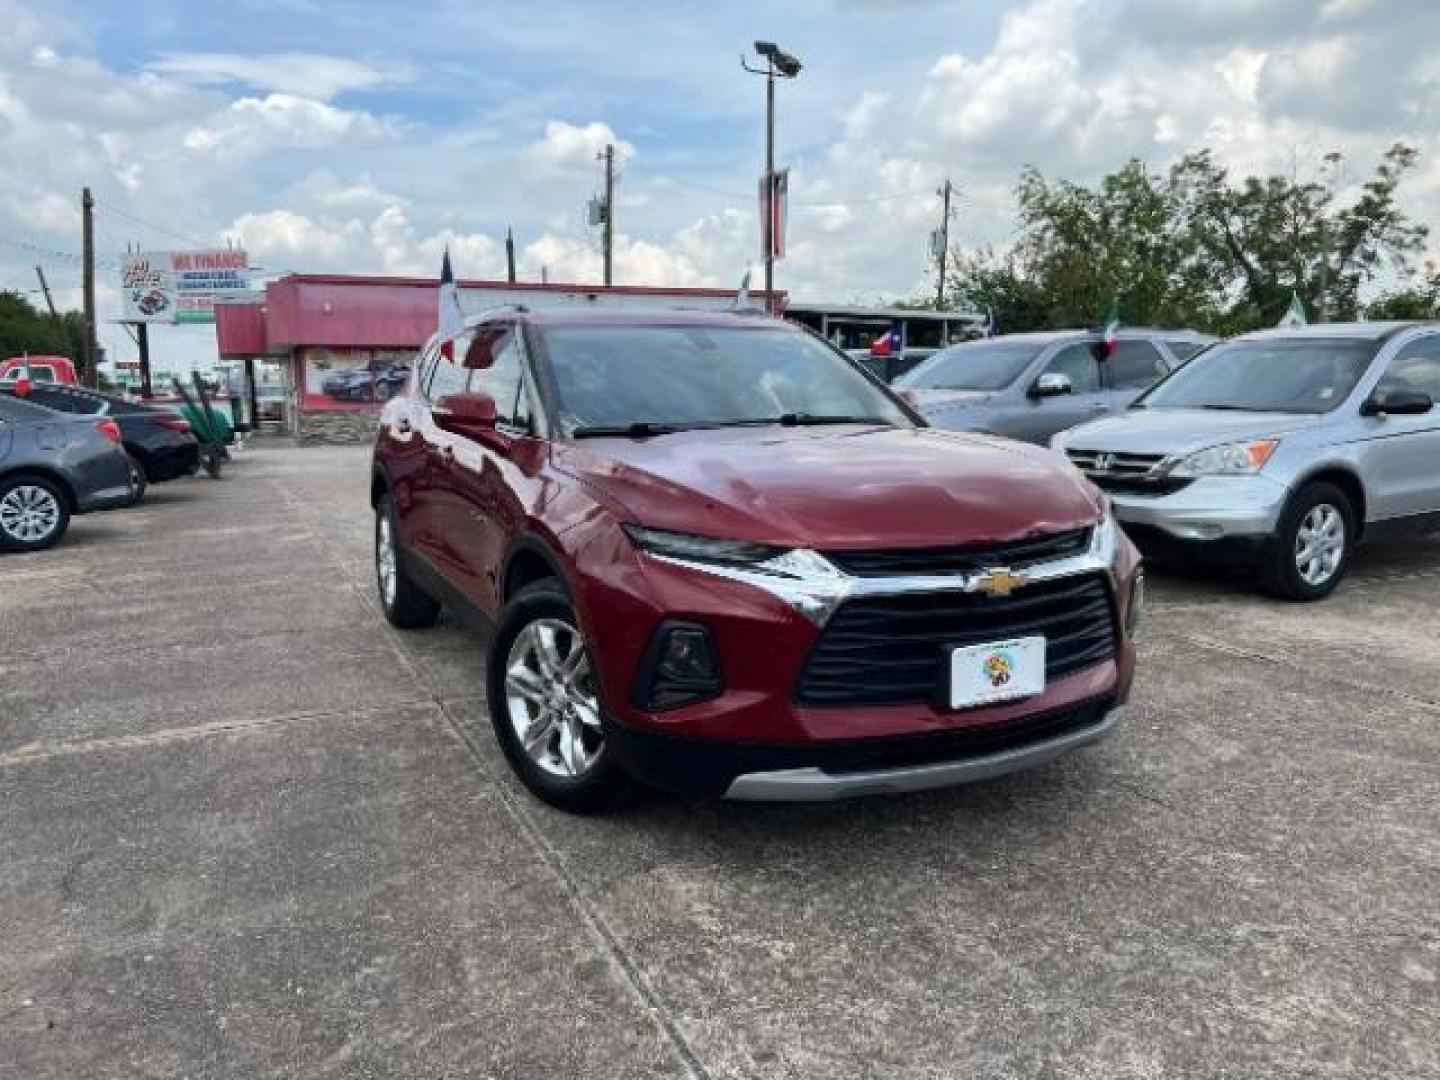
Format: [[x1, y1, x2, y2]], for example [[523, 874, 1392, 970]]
[[1, 0, 1436, 370]]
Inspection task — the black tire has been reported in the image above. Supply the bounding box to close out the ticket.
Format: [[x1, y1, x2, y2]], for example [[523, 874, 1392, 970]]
[[1260, 481, 1356, 601], [122, 453, 148, 507], [375, 492, 440, 628], [0, 474, 71, 553], [488, 579, 635, 814]]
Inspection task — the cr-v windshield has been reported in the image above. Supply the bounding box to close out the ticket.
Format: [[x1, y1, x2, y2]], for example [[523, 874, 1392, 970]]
[[1135, 339, 1376, 414], [896, 341, 1044, 392], [536, 325, 912, 433]]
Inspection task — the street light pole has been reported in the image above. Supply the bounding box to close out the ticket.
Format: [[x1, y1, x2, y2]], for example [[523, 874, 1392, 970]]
[[743, 41, 801, 317], [764, 73, 775, 314]]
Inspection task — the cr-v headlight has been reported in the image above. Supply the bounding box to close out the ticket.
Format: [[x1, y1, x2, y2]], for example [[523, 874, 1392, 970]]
[[623, 525, 850, 624], [1170, 439, 1279, 477]]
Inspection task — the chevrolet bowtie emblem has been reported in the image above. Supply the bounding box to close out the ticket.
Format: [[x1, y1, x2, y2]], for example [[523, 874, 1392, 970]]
[[974, 568, 1029, 598]]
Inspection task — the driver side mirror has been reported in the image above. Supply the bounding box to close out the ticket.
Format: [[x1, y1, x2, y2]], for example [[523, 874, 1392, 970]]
[[434, 392, 498, 437], [1361, 387, 1434, 418], [1029, 372, 1074, 399]]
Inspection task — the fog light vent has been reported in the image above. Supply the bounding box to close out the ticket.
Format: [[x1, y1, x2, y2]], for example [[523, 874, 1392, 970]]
[[632, 622, 724, 711]]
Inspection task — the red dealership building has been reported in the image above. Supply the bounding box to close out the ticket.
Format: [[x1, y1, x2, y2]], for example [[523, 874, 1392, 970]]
[[215, 274, 783, 443]]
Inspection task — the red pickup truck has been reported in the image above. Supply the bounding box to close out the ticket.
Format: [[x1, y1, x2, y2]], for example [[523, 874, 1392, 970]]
[[0, 356, 80, 387]]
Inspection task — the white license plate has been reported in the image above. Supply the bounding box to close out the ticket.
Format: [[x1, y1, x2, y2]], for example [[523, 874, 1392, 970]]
[[949, 636, 1047, 709]]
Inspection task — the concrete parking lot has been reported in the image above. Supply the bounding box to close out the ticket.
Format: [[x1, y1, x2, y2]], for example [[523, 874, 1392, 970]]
[[2, 440, 1436, 1079]]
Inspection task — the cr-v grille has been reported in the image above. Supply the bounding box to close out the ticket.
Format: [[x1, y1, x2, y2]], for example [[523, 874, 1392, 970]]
[[796, 573, 1117, 707], [823, 528, 1091, 578], [1065, 449, 1192, 497]]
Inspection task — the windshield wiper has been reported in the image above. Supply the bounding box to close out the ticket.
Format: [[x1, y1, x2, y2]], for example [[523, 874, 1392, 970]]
[[1199, 404, 1261, 412], [772, 412, 896, 427], [571, 421, 686, 438]]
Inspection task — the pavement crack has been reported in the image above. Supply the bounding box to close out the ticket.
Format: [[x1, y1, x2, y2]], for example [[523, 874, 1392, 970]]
[[0, 698, 434, 768]]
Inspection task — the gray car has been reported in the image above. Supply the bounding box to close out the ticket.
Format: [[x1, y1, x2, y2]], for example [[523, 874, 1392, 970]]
[[0, 394, 136, 553], [896, 329, 1215, 445], [1054, 321, 1440, 600]]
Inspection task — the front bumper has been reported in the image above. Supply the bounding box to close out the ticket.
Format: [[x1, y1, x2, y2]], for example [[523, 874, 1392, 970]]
[[606, 699, 1124, 800], [1110, 474, 1289, 542]]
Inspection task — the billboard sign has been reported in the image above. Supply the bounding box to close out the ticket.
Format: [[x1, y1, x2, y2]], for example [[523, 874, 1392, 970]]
[[121, 249, 250, 324]]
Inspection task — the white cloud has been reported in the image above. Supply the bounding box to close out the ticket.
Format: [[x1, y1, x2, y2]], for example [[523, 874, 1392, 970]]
[[520, 120, 634, 176], [182, 94, 397, 161], [149, 52, 410, 101]]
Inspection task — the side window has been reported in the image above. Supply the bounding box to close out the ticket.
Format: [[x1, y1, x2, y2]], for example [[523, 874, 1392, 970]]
[[1377, 336, 1440, 401], [1106, 340, 1167, 390], [468, 323, 524, 426], [426, 340, 471, 401], [1044, 344, 1102, 393]]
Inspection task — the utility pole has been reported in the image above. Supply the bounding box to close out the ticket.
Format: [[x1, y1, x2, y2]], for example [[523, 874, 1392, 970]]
[[601, 144, 615, 286], [81, 187, 98, 387], [935, 179, 954, 307], [35, 266, 58, 319], [137, 322, 153, 398], [743, 42, 802, 316], [505, 226, 517, 283]]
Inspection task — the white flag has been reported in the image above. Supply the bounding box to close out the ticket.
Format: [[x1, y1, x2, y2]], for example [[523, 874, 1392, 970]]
[[1277, 291, 1308, 328]]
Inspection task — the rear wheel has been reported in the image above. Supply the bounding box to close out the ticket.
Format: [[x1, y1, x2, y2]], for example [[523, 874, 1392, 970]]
[[375, 492, 440, 628], [0, 476, 70, 553], [1261, 481, 1355, 601], [123, 454, 148, 506], [488, 579, 634, 813]]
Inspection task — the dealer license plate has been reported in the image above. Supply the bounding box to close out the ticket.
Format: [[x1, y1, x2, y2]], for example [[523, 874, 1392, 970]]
[[949, 636, 1046, 709]]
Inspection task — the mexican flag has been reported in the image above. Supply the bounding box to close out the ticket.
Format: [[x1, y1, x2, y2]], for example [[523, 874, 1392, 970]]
[[1278, 291, 1308, 328], [1099, 298, 1120, 356]]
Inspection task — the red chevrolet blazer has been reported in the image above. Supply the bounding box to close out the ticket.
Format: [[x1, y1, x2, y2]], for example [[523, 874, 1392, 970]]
[[371, 308, 1141, 812]]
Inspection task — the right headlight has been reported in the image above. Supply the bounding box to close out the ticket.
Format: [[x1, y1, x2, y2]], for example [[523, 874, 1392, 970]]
[[1169, 439, 1279, 478]]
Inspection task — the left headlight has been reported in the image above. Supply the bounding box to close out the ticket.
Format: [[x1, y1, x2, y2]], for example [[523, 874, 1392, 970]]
[[624, 525, 850, 625], [622, 525, 786, 568], [1170, 439, 1279, 477]]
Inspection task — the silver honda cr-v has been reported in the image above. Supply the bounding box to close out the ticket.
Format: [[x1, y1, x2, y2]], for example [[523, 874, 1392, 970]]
[[1053, 322, 1440, 600]]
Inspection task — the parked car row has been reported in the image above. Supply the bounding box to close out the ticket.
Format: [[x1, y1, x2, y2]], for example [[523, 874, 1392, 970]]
[[899, 321, 1440, 600], [0, 380, 203, 553]]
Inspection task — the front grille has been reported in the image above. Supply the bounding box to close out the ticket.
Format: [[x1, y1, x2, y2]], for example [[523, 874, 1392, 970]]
[[824, 528, 1091, 578], [796, 573, 1117, 707], [1065, 449, 1191, 498]]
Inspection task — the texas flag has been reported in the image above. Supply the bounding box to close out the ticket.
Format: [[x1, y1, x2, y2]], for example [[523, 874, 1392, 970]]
[[12, 362, 32, 397], [437, 248, 465, 360], [870, 326, 904, 357]]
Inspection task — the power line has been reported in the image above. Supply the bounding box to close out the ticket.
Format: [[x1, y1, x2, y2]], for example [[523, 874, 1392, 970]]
[[647, 173, 938, 210], [94, 200, 215, 249]]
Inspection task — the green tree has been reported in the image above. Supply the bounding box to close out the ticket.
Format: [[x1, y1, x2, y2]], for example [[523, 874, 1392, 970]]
[[0, 291, 87, 367], [1172, 143, 1428, 330]]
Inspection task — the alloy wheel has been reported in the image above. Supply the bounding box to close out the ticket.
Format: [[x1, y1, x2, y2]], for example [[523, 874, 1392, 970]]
[[0, 485, 61, 544], [504, 618, 603, 778], [376, 513, 398, 608], [1294, 503, 1345, 587]]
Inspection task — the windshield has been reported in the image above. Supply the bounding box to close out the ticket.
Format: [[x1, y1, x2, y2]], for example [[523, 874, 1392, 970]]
[[896, 341, 1043, 391], [536, 325, 912, 433], [1136, 338, 1377, 414]]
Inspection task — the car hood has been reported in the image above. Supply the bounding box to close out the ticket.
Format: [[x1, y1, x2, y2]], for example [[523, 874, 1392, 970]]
[[554, 425, 1101, 550], [907, 389, 994, 413], [1062, 408, 1326, 455]]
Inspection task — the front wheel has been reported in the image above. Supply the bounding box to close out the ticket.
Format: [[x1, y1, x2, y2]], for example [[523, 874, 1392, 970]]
[[0, 476, 71, 553], [488, 579, 634, 813], [1261, 482, 1356, 601]]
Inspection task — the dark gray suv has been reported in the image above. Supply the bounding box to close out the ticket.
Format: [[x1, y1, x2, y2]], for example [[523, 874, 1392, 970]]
[[0, 394, 136, 553], [897, 329, 1215, 445]]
